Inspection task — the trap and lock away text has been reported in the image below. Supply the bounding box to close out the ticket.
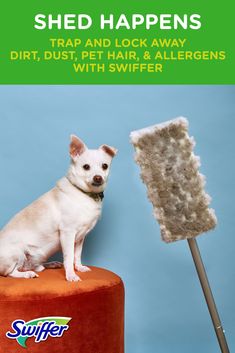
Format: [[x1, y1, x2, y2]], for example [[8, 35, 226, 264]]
[[10, 37, 187, 61]]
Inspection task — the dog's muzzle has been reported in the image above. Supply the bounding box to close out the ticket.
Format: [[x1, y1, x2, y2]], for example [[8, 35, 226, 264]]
[[92, 175, 104, 187]]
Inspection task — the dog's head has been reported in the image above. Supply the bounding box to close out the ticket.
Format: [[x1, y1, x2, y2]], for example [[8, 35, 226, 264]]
[[68, 135, 117, 193]]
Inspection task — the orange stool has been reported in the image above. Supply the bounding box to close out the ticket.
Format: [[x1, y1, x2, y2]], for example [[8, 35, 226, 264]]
[[0, 267, 124, 353]]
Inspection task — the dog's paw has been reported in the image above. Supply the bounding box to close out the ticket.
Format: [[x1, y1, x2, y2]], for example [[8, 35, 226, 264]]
[[35, 265, 45, 272], [24, 271, 39, 279], [75, 265, 91, 273], [66, 272, 81, 282]]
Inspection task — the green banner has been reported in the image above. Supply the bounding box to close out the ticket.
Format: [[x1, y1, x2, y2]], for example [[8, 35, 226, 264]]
[[1, 0, 234, 84]]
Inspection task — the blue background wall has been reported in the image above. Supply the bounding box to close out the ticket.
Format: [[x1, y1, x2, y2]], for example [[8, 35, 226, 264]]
[[0, 85, 234, 352]]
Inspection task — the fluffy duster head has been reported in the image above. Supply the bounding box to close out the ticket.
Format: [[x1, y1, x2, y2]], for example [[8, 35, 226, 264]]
[[130, 117, 217, 243]]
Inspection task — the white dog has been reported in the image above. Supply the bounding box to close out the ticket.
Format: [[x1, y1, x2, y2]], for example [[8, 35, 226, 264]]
[[0, 135, 117, 281]]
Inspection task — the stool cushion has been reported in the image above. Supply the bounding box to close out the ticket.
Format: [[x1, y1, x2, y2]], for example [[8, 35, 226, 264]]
[[0, 266, 124, 353]]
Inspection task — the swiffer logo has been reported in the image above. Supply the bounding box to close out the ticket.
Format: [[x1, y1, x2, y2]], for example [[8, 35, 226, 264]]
[[6, 316, 71, 348]]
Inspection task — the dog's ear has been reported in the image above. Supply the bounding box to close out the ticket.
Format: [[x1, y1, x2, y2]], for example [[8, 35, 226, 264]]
[[70, 135, 87, 160], [99, 144, 118, 158]]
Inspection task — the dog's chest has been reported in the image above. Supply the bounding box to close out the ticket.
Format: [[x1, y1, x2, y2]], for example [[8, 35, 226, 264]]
[[75, 202, 101, 236], [60, 192, 102, 235]]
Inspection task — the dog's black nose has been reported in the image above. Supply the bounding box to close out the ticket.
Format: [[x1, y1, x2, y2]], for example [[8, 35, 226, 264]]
[[93, 175, 103, 184]]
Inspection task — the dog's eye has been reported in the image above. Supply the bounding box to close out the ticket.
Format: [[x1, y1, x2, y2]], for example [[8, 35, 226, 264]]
[[102, 163, 108, 170], [83, 164, 90, 171]]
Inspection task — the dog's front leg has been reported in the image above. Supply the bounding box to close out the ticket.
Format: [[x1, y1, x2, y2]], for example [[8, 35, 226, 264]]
[[74, 237, 91, 273], [60, 230, 81, 282]]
